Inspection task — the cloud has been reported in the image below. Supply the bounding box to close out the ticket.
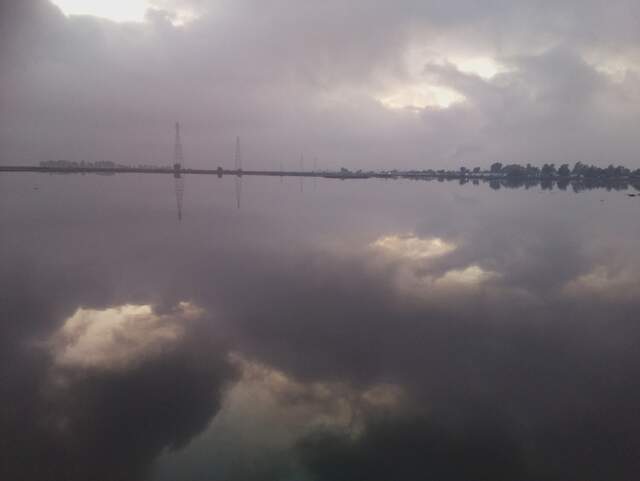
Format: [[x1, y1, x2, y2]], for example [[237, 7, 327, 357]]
[[154, 353, 406, 480], [371, 234, 456, 260], [434, 263, 497, 285], [3, 0, 640, 168], [49, 302, 202, 369]]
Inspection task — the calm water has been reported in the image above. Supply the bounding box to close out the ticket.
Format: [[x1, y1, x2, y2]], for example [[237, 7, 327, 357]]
[[2, 173, 640, 480]]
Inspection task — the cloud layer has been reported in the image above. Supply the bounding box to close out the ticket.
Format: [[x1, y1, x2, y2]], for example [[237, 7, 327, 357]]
[[3, 0, 640, 169]]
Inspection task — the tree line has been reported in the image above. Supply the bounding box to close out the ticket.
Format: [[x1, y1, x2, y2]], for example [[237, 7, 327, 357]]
[[485, 161, 640, 178]]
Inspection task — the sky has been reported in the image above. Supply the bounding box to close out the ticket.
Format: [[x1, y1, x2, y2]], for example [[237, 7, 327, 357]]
[[2, 0, 640, 169]]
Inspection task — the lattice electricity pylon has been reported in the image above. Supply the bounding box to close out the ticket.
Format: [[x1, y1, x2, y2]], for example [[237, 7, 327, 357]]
[[174, 121, 184, 170], [234, 136, 242, 174]]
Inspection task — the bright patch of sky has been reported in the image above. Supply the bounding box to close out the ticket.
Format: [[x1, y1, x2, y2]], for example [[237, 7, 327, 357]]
[[435, 264, 497, 286], [583, 51, 640, 82], [378, 83, 466, 110], [372, 234, 456, 260], [51, 0, 197, 25], [405, 44, 508, 79], [49, 302, 203, 369], [376, 44, 507, 110], [451, 56, 507, 79]]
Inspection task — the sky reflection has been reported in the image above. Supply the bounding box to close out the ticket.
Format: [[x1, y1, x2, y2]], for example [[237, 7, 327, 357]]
[[49, 302, 200, 369], [2, 174, 640, 480], [371, 234, 456, 260]]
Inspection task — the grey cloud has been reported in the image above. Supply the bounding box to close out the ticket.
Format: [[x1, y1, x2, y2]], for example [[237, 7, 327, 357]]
[[3, 1, 640, 169]]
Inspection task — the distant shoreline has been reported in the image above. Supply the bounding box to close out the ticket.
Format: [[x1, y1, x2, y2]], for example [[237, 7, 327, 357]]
[[2, 164, 640, 180], [2, 165, 640, 192]]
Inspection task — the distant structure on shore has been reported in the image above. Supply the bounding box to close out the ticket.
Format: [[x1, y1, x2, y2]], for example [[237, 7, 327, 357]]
[[24, 123, 640, 193], [40, 159, 126, 169], [173, 121, 183, 171]]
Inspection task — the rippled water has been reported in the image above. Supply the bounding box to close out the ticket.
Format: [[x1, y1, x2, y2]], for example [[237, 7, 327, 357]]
[[2, 173, 640, 480]]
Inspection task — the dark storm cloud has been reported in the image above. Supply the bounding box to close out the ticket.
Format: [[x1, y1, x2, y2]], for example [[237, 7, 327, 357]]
[[3, 0, 640, 168]]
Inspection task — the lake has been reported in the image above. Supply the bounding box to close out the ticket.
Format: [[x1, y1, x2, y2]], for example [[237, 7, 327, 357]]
[[2, 172, 640, 480]]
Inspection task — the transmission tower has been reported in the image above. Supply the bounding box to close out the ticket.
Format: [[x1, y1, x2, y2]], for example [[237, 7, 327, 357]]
[[174, 121, 184, 170]]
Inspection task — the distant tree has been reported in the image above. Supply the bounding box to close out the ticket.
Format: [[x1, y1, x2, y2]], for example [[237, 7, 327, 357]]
[[541, 163, 556, 177], [525, 163, 540, 176], [583, 165, 601, 178], [558, 164, 571, 177], [605, 164, 616, 177], [572, 161, 585, 176], [490, 162, 503, 173], [502, 164, 527, 177], [615, 165, 630, 177], [472, 167, 481, 173]]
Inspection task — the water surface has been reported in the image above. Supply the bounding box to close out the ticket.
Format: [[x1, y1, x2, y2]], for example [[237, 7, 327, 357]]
[[2, 173, 640, 480]]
